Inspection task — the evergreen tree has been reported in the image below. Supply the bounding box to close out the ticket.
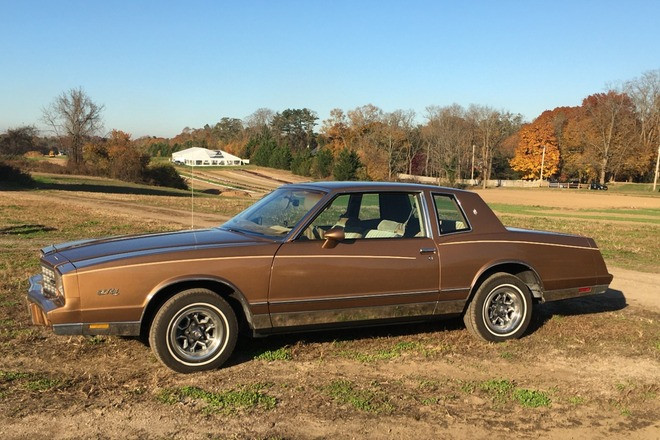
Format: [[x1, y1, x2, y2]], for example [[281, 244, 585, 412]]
[[333, 148, 361, 181]]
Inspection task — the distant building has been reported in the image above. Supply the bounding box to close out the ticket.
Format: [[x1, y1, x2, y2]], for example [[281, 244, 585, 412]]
[[171, 147, 249, 166]]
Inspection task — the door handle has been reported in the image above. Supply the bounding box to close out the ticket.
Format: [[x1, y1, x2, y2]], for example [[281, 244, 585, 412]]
[[419, 248, 437, 255]]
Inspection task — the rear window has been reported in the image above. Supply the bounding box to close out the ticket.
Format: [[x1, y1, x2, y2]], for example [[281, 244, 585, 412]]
[[433, 194, 470, 234]]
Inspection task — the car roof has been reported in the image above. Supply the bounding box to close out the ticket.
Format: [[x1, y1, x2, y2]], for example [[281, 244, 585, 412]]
[[283, 181, 469, 193]]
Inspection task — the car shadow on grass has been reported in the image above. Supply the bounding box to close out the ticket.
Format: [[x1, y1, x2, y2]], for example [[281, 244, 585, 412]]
[[34, 181, 190, 197], [0, 224, 57, 235], [226, 318, 466, 368], [1, 179, 190, 197], [528, 289, 626, 334]]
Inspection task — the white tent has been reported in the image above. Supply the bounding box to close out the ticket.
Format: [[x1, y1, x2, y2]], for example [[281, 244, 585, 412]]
[[171, 147, 249, 166]]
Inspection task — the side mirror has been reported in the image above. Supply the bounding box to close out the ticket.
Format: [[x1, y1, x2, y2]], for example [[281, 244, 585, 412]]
[[322, 227, 345, 249]]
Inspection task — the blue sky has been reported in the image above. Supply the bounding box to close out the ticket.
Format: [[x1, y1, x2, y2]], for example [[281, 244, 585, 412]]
[[1, 0, 658, 138]]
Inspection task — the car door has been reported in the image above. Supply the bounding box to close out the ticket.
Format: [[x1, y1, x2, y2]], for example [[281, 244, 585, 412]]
[[268, 191, 440, 328]]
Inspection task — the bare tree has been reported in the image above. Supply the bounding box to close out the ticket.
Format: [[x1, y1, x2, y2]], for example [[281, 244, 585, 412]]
[[582, 91, 638, 184], [382, 109, 415, 180], [42, 87, 104, 168], [423, 104, 471, 183], [244, 108, 275, 132], [625, 69, 660, 190]]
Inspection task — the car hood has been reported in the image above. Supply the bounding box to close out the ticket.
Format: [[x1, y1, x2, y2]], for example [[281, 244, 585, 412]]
[[43, 228, 274, 267]]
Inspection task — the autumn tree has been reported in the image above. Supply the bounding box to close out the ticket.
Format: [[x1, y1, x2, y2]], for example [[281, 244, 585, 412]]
[[509, 117, 560, 179], [320, 108, 352, 156], [42, 88, 104, 168], [106, 130, 150, 182]]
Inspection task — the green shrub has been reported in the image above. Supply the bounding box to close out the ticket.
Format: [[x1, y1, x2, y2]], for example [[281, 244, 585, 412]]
[[146, 163, 188, 190], [0, 161, 35, 188]]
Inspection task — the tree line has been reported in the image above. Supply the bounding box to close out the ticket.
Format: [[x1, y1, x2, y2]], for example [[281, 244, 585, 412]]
[[1, 69, 658, 189]]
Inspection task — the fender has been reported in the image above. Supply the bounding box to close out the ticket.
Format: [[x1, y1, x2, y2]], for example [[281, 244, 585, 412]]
[[141, 274, 268, 330], [469, 259, 544, 299]]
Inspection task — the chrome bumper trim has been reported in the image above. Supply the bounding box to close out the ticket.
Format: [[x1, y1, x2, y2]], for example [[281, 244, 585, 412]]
[[52, 321, 141, 336], [542, 284, 610, 302], [27, 274, 62, 326], [53, 323, 84, 335]]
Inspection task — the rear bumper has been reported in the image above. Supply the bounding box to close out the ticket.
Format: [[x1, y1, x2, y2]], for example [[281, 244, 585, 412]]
[[542, 283, 610, 302]]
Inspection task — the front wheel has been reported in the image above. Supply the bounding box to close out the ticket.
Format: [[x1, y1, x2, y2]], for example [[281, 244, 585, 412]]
[[149, 289, 238, 373], [463, 273, 532, 342]]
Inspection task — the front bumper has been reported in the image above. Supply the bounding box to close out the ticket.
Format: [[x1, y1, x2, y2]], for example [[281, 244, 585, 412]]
[[28, 274, 140, 336], [27, 274, 83, 335]]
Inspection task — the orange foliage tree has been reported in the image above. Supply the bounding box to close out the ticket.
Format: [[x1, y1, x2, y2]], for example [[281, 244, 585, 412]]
[[509, 115, 560, 179], [107, 130, 150, 182]]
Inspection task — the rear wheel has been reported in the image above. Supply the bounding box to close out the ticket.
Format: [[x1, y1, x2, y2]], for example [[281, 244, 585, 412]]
[[463, 273, 532, 342], [149, 288, 238, 373]]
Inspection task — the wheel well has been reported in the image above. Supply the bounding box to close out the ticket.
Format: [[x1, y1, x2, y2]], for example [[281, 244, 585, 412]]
[[139, 280, 250, 340], [466, 263, 543, 312]]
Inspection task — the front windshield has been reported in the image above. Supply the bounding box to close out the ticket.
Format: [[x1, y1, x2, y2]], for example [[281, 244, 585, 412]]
[[221, 188, 325, 238]]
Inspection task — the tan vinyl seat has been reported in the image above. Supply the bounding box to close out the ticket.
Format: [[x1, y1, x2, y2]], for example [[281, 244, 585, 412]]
[[334, 217, 364, 239], [364, 220, 404, 238]]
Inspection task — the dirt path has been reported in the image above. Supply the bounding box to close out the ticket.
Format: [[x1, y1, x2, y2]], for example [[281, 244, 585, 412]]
[[13, 191, 228, 229], [609, 266, 660, 312], [476, 187, 660, 209]]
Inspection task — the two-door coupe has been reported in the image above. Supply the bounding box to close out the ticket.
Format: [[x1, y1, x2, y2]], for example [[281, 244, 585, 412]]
[[28, 182, 613, 372]]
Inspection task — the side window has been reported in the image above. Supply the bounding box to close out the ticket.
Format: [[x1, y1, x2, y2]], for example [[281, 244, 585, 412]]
[[299, 192, 426, 240], [433, 194, 470, 234]]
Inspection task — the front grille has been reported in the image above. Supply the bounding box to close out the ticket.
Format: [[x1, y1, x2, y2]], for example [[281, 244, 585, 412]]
[[41, 265, 58, 298]]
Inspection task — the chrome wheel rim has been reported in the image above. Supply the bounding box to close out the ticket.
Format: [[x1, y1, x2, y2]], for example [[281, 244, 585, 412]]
[[482, 284, 525, 336], [168, 305, 225, 363]]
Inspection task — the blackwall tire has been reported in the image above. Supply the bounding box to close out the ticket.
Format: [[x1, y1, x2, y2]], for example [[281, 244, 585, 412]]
[[463, 273, 532, 342], [149, 289, 238, 373]]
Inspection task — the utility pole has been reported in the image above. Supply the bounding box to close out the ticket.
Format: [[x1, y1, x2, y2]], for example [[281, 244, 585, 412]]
[[470, 144, 475, 183], [539, 145, 546, 185], [654, 144, 659, 192]]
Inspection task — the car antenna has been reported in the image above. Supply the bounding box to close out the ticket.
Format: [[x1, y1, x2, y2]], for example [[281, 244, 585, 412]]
[[190, 161, 195, 229]]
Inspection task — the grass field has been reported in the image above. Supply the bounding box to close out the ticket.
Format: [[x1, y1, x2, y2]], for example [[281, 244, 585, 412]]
[[0, 176, 658, 439]]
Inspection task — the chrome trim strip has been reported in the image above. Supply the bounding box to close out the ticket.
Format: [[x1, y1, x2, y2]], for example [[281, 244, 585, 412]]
[[78, 255, 273, 274], [438, 240, 596, 251], [269, 289, 440, 306], [270, 302, 439, 327], [440, 287, 470, 293], [418, 191, 433, 239], [542, 284, 610, 302], [277, 255, 417, 260]]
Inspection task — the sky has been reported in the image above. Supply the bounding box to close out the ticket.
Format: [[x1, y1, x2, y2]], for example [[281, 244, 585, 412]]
[[1, 0, 659, 138]]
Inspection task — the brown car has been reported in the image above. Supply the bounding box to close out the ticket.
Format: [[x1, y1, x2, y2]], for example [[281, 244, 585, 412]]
[[28, 182, 613, 372]]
